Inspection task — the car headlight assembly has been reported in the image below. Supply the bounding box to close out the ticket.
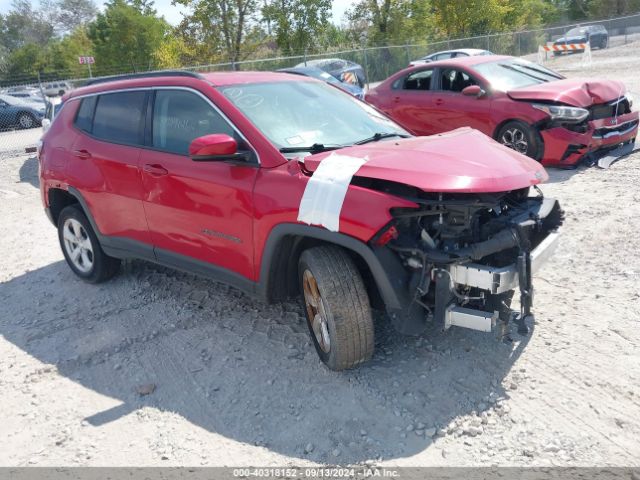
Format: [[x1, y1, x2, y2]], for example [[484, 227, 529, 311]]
[[626, 92, 634, 110], [532, 103, 589, 123]]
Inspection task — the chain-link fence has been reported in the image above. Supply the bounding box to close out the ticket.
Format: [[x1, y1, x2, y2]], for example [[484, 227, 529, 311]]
[[2, 12, 640, 158]]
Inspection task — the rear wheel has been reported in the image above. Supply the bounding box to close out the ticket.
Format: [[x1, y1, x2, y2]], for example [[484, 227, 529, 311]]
[[58, 205, 120, 283], [298, 246, 374, 371], [497, 120, 541, 160], [601, 37, 608, 49]]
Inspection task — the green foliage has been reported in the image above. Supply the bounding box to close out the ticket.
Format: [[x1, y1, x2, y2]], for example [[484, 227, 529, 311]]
[[174, 0, 261, 64], [88, 0, 170, 74], [263, 0, 332, 55]]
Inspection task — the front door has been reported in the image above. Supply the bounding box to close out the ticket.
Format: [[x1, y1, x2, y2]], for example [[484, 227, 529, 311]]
[[430, 67, 492, 135], [385, 68, 438, 136], [140, 88, 258, 281]]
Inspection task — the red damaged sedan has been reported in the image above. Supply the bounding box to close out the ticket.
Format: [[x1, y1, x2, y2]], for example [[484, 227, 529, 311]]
[[365, 55, 638, 167]]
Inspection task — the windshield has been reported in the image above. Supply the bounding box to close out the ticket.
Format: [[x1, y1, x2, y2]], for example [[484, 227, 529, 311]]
[[566, 27, 587, 37], [474, 59, 564, 90], [219, 81, 408, 154]]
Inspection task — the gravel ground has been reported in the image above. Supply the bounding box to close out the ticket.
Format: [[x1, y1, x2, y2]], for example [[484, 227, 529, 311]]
[[1, 42, 639, 467]]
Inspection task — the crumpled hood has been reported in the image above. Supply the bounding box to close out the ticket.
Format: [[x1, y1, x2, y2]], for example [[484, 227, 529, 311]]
[[302, 128, 548, 193], [508, 78, 625, 107]]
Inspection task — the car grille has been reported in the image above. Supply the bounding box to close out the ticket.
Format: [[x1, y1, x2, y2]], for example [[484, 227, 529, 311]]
[[593, 119, 638, 138], [589, 96, 632, 120]]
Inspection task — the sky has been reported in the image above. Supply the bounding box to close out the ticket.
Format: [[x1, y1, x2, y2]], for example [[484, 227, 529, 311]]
[[0, 0, 353, 25]]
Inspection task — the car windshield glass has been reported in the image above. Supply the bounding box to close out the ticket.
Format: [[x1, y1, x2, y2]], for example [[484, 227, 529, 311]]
[[474, 59, 563, 90], [566, 27, 587, 36], [218, 81, 408, 155]]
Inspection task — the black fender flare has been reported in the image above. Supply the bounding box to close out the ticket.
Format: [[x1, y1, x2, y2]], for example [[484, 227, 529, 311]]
[[257, 223, 402, 310]]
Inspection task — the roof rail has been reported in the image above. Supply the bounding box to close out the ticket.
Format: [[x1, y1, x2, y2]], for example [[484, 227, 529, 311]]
[[84, 70, 203, 86]]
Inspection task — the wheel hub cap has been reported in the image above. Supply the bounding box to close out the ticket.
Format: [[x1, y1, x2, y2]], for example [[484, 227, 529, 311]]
[[63, 218, 94, 273], [302, 270, 331, 353], [501, 128, 529, 154]]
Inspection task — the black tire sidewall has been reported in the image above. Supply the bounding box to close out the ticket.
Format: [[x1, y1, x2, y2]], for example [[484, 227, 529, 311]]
[[298, 254, 334, 367], [497, 120, 541, 160]]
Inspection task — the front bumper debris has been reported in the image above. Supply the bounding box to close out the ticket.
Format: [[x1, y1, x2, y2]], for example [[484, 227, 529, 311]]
[[447, 231, 561, 294], [540, 111, 638, 167]]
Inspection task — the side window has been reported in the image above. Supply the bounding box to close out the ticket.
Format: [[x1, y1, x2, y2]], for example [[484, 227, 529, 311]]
[[439, 68, 478, 93], [92, 91, 146, 145], [74, 96, 97, 133], [402, 70, 434, 91], [152, 90, 235, 156]]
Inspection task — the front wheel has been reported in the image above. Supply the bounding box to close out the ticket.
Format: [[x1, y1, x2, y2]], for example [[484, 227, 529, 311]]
[[58, 205, 120, 283], [298, 246, 374, 371], [497, 120, 541, 160], [18, 113, 35, 129]]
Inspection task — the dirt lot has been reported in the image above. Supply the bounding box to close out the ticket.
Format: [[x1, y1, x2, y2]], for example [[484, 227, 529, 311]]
[[1, 43, 639, 468]]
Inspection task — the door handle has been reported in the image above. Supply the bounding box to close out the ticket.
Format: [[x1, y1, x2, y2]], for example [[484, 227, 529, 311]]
[[143, 164, 169, 176], [72, 149, 92, 160], [434, 99, 444, 106], [393, 96, 400, 103]]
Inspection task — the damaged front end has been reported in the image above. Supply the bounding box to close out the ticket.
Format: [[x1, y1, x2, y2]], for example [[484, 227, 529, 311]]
[[370, 185, 563, 338]]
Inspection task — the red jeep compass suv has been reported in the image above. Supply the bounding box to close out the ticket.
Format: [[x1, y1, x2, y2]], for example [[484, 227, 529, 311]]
[[40, 71, 562, 370]]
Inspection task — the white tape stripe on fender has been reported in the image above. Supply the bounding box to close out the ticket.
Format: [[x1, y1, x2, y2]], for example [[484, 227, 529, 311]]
[[297, 153, 369, 232]]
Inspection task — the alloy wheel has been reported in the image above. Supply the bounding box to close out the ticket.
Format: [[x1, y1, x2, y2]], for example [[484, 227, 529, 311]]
[[302, 269, 331, 353], [501, 127, 529, 154], [62, 218, 94, 273]]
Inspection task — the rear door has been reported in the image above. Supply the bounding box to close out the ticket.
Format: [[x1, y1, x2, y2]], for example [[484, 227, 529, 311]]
[[430, 66, 492, 135], [69, 91, 152, 249], [139, 88, 258, 281], [384, 68, 437, 136]]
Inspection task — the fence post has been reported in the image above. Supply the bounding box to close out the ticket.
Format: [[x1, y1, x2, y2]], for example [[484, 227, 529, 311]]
[[37, 71, 45, 102], [363, 45, 369, 89], [517, 32, 521, 56], [303, 47, 307, 66]]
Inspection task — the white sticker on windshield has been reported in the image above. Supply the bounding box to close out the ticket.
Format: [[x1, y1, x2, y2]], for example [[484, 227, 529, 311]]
[[297, 153, 368, 232]]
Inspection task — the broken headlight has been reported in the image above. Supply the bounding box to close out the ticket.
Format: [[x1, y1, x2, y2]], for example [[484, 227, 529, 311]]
[[533, 103, 589, 123]]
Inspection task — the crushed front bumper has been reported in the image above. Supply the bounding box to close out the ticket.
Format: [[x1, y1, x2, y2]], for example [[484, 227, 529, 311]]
[[447, 231, 561, 294], [540, 111, 638, 167]]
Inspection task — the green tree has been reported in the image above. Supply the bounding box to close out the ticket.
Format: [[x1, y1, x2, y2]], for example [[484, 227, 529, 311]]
[[1, 0, 55, 51], [53, 0, 98, 34], [263, 0, 332, 55], [173, 0, 261, 65], [88, 0, 170, 74]]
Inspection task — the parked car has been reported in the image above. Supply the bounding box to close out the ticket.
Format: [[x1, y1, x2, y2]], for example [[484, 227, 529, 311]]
[[43, 81, 72, 97], [409, 48, 493, 66], [42, 96, 64, 133], [278, 66, 365, 99], [6, 88, 45, 105], [0, 94, 44, 129], [365, 55, 637, 168], [295, 58, 366, 88], [40, 71, 562, 370], [553, 24, 608, 53]]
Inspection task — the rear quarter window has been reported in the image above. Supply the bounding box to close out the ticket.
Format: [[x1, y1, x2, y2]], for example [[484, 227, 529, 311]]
[[74, 96, 97, 133], [92, 91, 147, 145]]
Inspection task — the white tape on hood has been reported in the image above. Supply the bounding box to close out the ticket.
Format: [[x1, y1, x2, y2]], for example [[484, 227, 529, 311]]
[[297, 153, 369, 232]]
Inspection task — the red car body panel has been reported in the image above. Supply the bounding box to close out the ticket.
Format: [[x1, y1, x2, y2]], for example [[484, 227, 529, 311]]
[[366, 56, 638, 167], [303, 128, 547, 193], [42, 71, 548, 287], [506, 78, 626, 107]]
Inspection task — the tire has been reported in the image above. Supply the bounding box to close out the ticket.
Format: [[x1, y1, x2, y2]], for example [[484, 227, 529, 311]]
[[58, 205, 120, 283], [298, 245, 374, 371], [497, 120, 541, 160], [17, 113, 35, 129], [601, 37, 608, 49]]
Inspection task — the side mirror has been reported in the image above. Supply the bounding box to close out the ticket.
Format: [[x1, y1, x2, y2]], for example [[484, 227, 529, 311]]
[[462, 85, 486, 98], [189, 134, 249, 162]]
